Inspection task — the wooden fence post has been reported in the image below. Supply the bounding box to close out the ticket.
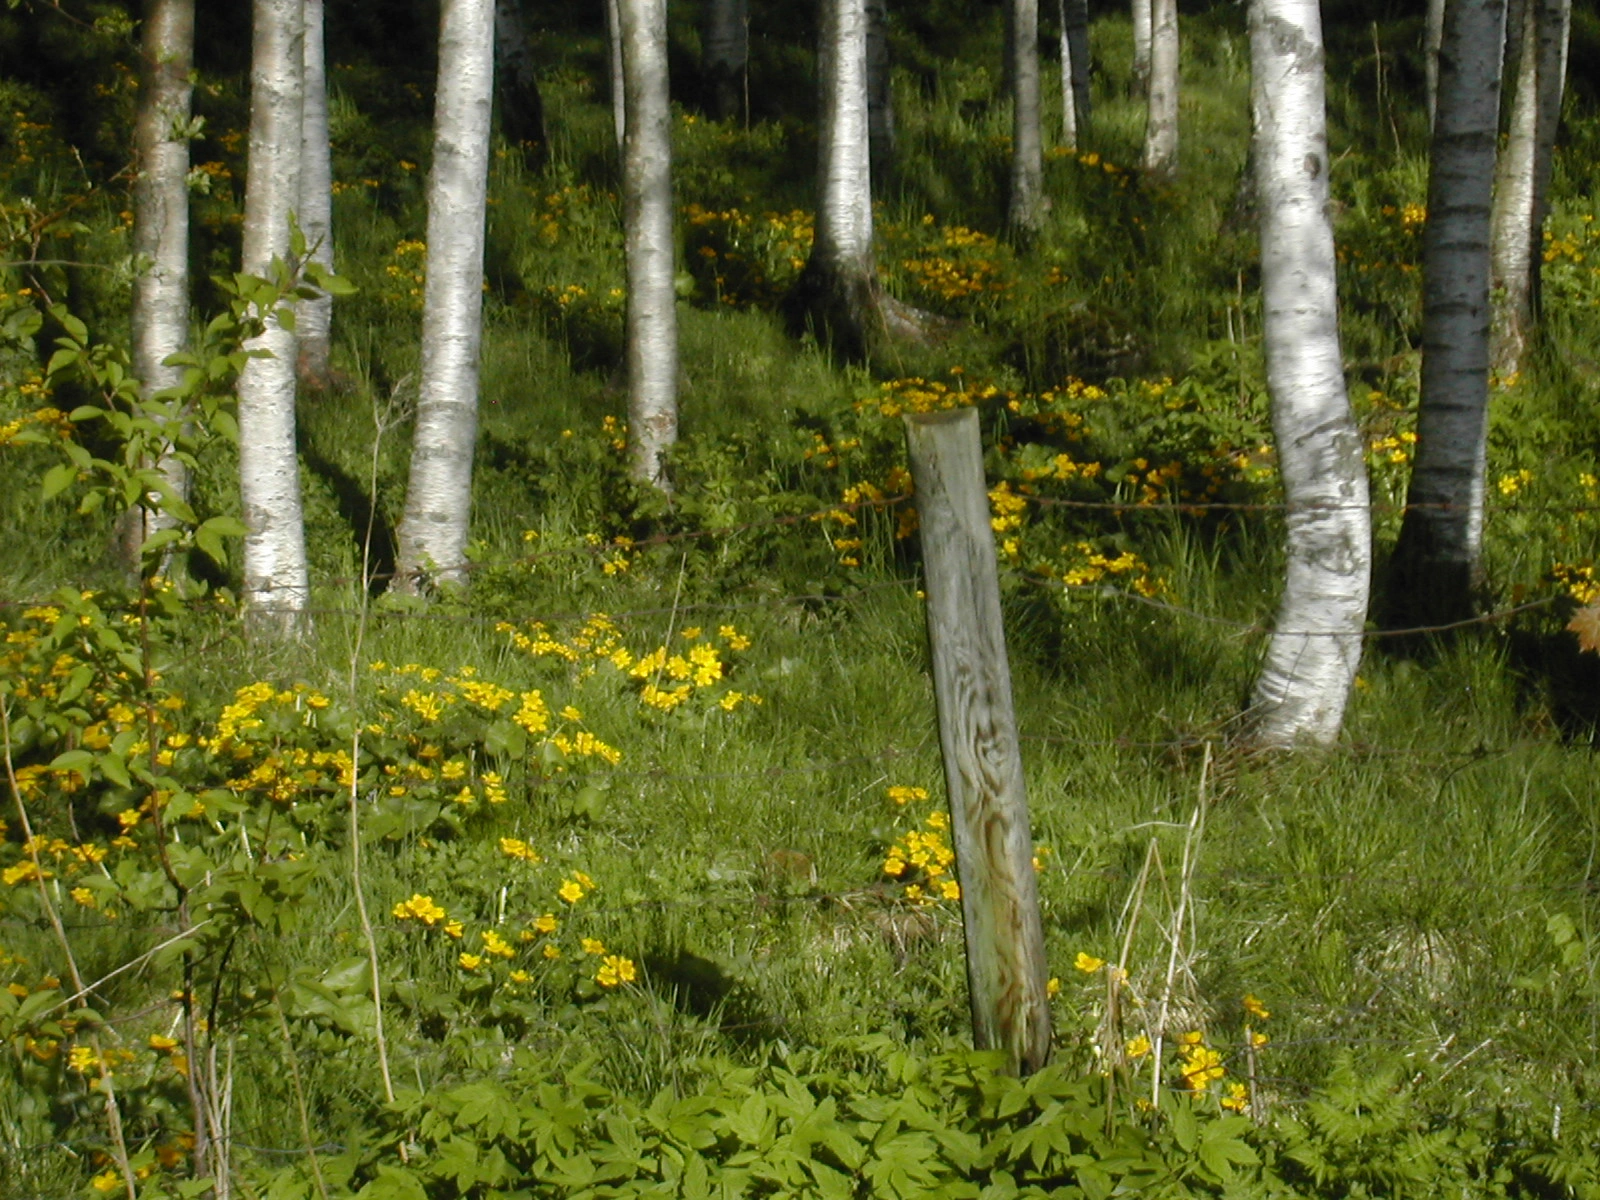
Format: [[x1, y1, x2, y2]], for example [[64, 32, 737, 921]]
[[903, 407, 1052, 1075]]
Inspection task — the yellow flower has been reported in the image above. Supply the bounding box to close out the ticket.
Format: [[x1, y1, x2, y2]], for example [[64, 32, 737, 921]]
[[596, 955, 637, 987], [458, 953, 483, 971], [392, 894, 447, 925], [1074, 951, 1106, 974], [1250, 1030, 1270, 1048], [1242, 993, 1270, 1020], [444, 920, 464, 939], [509, 970, 531, 984], [559, 880, 584, 904], [148, 1035, 179, 1053], [482, 931, 515, 959], [542, 943, 562, 959], [499, 837, 540, 862], [1221, 1082, 1250, 1112], [68, 1045, 100, 1074], [1046, 977, 1061, 998], [533, 912, 558, 934], [581, 937, 606, 956], [91, 1172, 122, 1194], [1125, 1035, 1152, 1059]]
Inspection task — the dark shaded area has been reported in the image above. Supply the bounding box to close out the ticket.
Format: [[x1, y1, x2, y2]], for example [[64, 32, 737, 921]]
[[641, 949, 786, 1047]]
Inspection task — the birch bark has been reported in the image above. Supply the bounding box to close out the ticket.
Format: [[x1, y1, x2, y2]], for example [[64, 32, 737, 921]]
[[394, 0, 495, 592], [1489, 0, 1570, 377], [297, 0, 334, 390], [1057, 0, 1077, 150], [606, 0, 626, 145], [786, 0, 926, 359], [619, 0, 678, 490], [126, 0, 194, 573], [237, 0, 310, 635], [703, 0, 748, 121], [1245, 0, 1371, 746], [1425, 0, 1444, 127], [1060, 0, 1091, 142], [1007, 0, 1045, 234], [1132, 0, 1152, 85], [1141, 0, 1178, 177], [1388, 0, 1506, 629]]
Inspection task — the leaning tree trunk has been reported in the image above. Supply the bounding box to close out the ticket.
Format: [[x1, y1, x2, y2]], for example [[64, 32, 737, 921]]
[[394, 0, 495, 592], [1244, 0, 1371, 747], [702, 0, 748, 121], [1132, 0, 1152, 86], [1489, 0, 1570, 378], [619, 0, 677, 490], [865, 0, 895, 183], [786, 0, 925, 360], [1141, 0, 1178, 177], [1388, 0, 1506, 631], [495, 0, 549, 170], [237, 0, 310, 635], [606, 0, 626, 145], [1007, 0, 1045, 235], [297, 0, 334, 391], [125, 0, 195, 575]]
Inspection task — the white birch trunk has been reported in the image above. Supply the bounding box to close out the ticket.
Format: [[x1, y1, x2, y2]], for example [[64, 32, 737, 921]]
[[815, 0, 874, 277], [1489, 0, 1569, 376], [703, 0, 748, 121], [619, 0, 678, 489], [1141, 0, 1178, 177], [1007, 0, 1045, 234], [237, 0, 310, 635], [1058, 0, 1077, 150], [1132, 0, 1152, 85], [606, 0, 626, 145], [1245, 0, 1371, 747], [394, 0, 495, 592], [297, 0, 334, 389], [127, 0, 195, 572], [1390, 0, 1505, 628]]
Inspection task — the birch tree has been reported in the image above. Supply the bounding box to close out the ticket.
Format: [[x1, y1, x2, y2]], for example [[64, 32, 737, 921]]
[[1132, 0, 1152, 84], [1388, 0, 1506, 629], [394, 0, 495, 592], [619, 0, 678, 489], [1424, 0, 1444, 126], [1007, 0, 1045, 235], [296, 0, 334, 390], [1244, 0, 1371, 746], [787, 0, 927, 359], [237, 0, 310, 633], [1060, 0, 1091, 141], [1489, 0, 1570, 377], [702, 0, 748, 121], [606, 0, 626, 145], [496, 0, 549, 169], [125, 0, 195, 573], [1141, 0, 1178, 177]]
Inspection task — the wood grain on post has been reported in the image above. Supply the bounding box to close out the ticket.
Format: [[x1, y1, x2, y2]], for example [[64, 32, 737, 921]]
[[903, 407, 1052, 1075]]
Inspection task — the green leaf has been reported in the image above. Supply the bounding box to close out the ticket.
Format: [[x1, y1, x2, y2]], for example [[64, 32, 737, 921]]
[[1170, 1098, 1198, 1153], [41, 462, 78, 500], [50, 749, 96, 781], [101, 753, 132, 789]]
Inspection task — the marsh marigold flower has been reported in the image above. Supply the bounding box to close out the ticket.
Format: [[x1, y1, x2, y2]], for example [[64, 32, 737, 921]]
[[1074, 951, 1106, 973]]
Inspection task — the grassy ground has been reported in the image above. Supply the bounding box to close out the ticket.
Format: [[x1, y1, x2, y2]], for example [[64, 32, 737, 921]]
[[3, 4, 1600, 1196]]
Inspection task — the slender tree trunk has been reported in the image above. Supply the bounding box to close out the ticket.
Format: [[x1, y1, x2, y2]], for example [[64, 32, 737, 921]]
[[1425, 0, 1444, 127], [1489, 0, 1569, 377], [394, 0, 495, 592], [297, 0, 334, 391], [865, 0, 895, 183], [1388, 0, 1506, 630], [495, 0, 549, 170], [619, 0, 677, 490], [702, 0, 748, 121], [1132, 0, 1152, 85], [1141, 0, 1178, 177], [606, 0, 626, 145], [1007, 0, 1045, 234], [1062, 0, 1091, 138], [125, 0, 195, 575], [786, 0, 926, 359], [1245, 0, 1371, 747], [1057, 0, 1077, 150], [238, 0, 310, 634]]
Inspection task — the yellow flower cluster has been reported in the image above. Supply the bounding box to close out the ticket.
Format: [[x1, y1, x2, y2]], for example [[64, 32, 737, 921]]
[[0, 404, 70, 448], [1368, 430, 1417, 466], [1497, 468, 1535, 497], [866, 373, 1006, 419], [881, 790, 960, 905]]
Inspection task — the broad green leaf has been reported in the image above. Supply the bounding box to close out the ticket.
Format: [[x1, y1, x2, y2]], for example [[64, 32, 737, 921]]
[[41, 462, 78, 500]]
